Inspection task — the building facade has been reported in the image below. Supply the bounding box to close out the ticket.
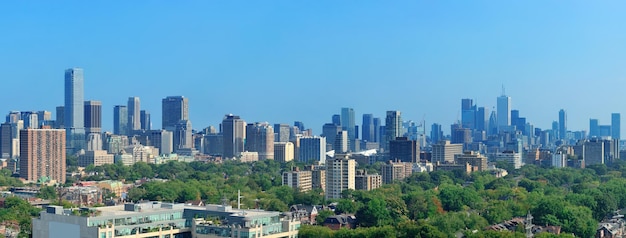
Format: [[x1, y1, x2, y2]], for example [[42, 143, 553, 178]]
[[274, 142, 294, 163], [245, 122, 275, 160], [162, 96, 189, 130], [19, 129, 66, 183], [65, 68, 86, 155], [325, 154, 355, 199], [222, 114, 246, 159], [282, 168, 312, 192]]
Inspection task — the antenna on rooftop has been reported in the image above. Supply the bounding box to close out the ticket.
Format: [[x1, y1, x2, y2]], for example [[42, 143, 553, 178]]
[[502, 84, 506, 96]]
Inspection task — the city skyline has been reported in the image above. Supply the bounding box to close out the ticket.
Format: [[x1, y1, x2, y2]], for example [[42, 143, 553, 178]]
[[2, 2, 626, 135]]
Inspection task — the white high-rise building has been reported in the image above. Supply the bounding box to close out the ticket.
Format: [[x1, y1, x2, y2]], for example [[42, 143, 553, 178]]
[[325, 154, 355, 199], [497, 92, 511, 131], [127, 97, 141, 131]]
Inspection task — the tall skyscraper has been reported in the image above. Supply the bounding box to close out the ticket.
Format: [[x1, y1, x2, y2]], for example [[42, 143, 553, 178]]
[[340, 108, 355, 142], [0, 123, 11, 158], [461, 99, 476, 129], [373, 117, 381, 143], [362, 114, 375, 142], [245, 122, 275, 160], [222, 114, 246, 159], [55, 106, 65, 129], [389, 137, 420, 163], [558, 109, 567, 140], [589, 119, 599, 138], [497, 91, 511, 131], [488, 110, 498, 135], [174, 120, 193, 151], [162, 96, 189, 130], [19, 128, 66, 183], [334, 131, 349, 153], [298, 136, 326, 164], [383, 111, 402, 152], [294, 121, 305, 132], [476, 107, 488, 131], [84, 101, 102, 134], [332, 114, 341, 126], [127, 97, 141, 132], [274, 124, 290, 142], [21, 111, 38, 129], [64, 68, 85, 154], [113, 105, 128, 136], [322, 123, 341, 151], [140, 110, 151, 130], [36, 111, 52, 127], [430, 123, 443, 144], [612, 113, 620, 141], [274, 142, 294, 163]]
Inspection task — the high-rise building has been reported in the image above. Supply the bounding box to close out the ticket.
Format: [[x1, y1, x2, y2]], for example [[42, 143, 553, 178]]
[[454, 151, 488, 171], [355, 170, 382, 191], [381, 160, 413, 184], [113, 105, 128, 136], [140, 110, 151, 130], [589, 119, 599, 138], [19, 128, 66, 183], [127, 97, 141, 132], [298, 136, 326, 164], [274, 124, 290, 142], [222, 114, 246, 159], [430, 123, 443, 144], [0, 123, 11, 158], [461, 99, 476, 129], [362, 114, 375, 142], [497, 92, 511, 132], [389, 137, 420, 163], [559, 109, 567, 140], [476, 107, 488, 131], [383, 111, 402, 152], [55, 106, 65, 129], [84, 101, 102, 134], [332, 114, 341, 126], [64, 68, 86, 155], [334, 131, 349, 153], [373, 117, 381, 143], [162, 96, 189, 130], [282, 168, 312, 192], [488, 110, 498, 135], [245, 122, 274, 160], [21, 111, 38, 129], [431, 140, 463, 163], [274, 142, 294, 163], [340, 108, 355, 142], [174, 120, 193, 151], [294, 121, 305, 132], [36, 111, 52, 127], [325, 154, 355, 199], [612, 113, 620, 141], [322, 123, 341, 151]]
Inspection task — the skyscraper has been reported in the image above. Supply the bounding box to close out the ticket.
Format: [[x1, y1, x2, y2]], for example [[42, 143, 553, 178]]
[[127, 97, 141, 132], [113, 105, 128, 136], [430, 123, 443, 144], [362, 114, 375, 142], [140, 110, 151, 130], [294, 121, 305, 132], [589, 119, 599, 138], [298, 136, 326, 164], [334, 131, 349, 153], [383, 111, 402, 152], [55, 106, 65, 129], [476, 107, 488, 131], [559, 109, 567, 140], [340, 108, 355, 142], [84, 101, 102, 135], [373, 117, 381, 142], [222, 114, 246, 159], [174, 120, 193, 151], [612, 113, 620, 141], [488, 110, 498, 135], [274, 124, 290, 142], [461, 99, 476, 129], [332, 114, 341, 126], [20, 128, 66, 183], [245, 122, 275, 160], [497, 90, 511, 131], [64, 68, 85, 154], [162, 96, 189, 130]]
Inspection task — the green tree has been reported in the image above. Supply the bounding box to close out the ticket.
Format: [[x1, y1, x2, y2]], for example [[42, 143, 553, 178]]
[[37, 186, 58, 200], [356, 198, 391, 227], [316, 210, 335, 225]]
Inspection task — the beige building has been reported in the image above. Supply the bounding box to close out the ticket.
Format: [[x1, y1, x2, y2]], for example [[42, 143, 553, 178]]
[[431, 140, 463, 163], [454, 151, 488, 171], [325, 154, 355, 199], [282, 167, 312, 192], [309, 167, 326, 191], [381, 160, 413, 184], [274, 142, 294, 163], [78, 150, 114, 167], [19, 129, 66, 183], [355, 170, 382, 191], [245, 122, 274, 160]]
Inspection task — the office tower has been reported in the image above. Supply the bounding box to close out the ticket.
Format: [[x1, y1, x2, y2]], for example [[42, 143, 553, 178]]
[[64, 68, 85, 154], [174, 120, 193, 151], [332, 114, 341, 126], [55, 106, 65, 129], [294, 121, 305, 132], [430, 123, 443, 144], [222, 114, 246, 159], [162, 96, 189, 130], [599, 125, 612, 138], [454, 151, 488, 171], [355, 170, 382, 191], [245, 122, 274, 160], [274, 124, 290, 142], [36, 111, 52, 127], [334, 131, 349, 153], [113, 105, 128, 135], [383, 111, 402, 152], [84, 101, 102, 134], [451, 125, 472, 145], [140, 110, 151, 130], [373, 117, 381, 143], [325, 154, 355, 199], [21, 111, 38, 129], [559, 109, 567, 140], [461, 99, 476, 129], [282, 168, 312, 192], [476, 107, 487, 131], [497, 91, 511, 131], [127, 97, 141, 132], [322, 123, 341, 150], [19, 128, 66, 183], [612, 113, 620, 141], [389, 137, 420, 163], [298, 136, 326, 164], [488, 110, 498, 135], [203, 132, 222, 155], [160, 130, 174, 155], [0, 123, 11, 158], [431, 140, 463, 163], [362, 114, 375, 142], [589, 119, 599, 138], [6, 111, 20, 123], [340, 108, 355, 142], [274, 142, 294, 163], [381, 161, 413, 184]]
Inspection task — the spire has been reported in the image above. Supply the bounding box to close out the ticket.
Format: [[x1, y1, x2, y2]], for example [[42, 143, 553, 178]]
[[501, 84, 506, 96]]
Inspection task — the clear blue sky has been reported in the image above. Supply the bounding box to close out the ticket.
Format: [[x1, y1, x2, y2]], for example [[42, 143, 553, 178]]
[[1, 1, 625, 135]]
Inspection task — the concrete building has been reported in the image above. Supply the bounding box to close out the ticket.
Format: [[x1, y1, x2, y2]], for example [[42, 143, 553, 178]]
[[245, 122, 275, 160], [389, 137, 420, 163], [78, 150, 114, 167], [431, 140, 463, 163], [282, 168, 312, 192], [19, 129, 66, 183], [65, 68, 86, 155], [325, 154, 355, 199], [222, 114, 246, 159], [273, 123, 290, 143], [239, 151, 259, 163], [584, 138, 605, 165], [309, 167, 326, 191], [454, 151, 488, 171], [162, 96, 189, 130], [354, 170, 382, 191], [203, 133, 222, 156], [334, 131, 349, 153], [84, 101, 102, 151], [298, 136, 326, 164], [274, 142, 294, 163], [127, 97, 141, 132], [494, 151, 523, 169], [32, 201, 300, 238], [0, 123, 12, 158], [381, 160, 412, 184]]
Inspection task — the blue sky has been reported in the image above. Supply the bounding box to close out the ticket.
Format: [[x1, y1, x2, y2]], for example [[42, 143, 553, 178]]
[[1, 1, 625, 134]]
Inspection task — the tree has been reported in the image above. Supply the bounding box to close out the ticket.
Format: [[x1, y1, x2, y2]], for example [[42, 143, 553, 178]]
[[37, 186, 58, 200], [356, 198, 391, 227], [316, 210, 335, 225], [335, 199, 360, 214]]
